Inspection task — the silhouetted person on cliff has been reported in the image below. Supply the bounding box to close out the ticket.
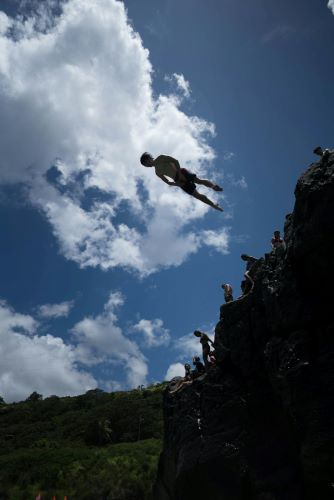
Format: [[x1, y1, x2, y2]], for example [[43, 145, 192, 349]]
[[170, 363, 193, 394], [208, 350, 217, 366], [240, 254, 258, 296], [270, 230, 286, 265], [192, 356, 205, 376], [313, 146, 332, 162], [140, 153, 224, 212], [271, 230, 283, 250], [221, 283, 233, 303], [193, 330, 214, 368]]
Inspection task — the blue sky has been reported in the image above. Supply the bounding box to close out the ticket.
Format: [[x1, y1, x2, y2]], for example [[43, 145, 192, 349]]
[[0, 0, 333, 402]]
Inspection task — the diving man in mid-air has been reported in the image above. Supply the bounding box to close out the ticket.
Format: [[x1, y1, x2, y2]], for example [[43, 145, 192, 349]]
[[140, 152, 224, 212]]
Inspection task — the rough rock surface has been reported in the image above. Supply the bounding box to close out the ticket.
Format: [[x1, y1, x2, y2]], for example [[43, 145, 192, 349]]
[[154, 155, 334, 500]]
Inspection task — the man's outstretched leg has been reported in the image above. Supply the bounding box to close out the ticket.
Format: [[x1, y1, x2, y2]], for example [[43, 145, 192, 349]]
[[192, 189, 224, 212], [195, 178, 223, 191]]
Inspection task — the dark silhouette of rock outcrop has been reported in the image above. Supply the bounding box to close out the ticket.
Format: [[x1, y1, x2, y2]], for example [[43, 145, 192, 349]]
[[154, 154, 334, 500]]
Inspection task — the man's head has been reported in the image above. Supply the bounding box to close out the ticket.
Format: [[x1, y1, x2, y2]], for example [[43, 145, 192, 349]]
[[273, 230, 280, 238], [313, 146, 323, 156], [221, 283, 226, 289], [193, 330, 202, 338], [241, 254, 248, 261], [140, 152, 154, 167]]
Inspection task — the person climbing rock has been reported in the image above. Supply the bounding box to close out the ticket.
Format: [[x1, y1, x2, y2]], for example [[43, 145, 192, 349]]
[[240, 254, 258, 296], [221, 283, 233, 303], [140, 152, 224, 212], [193, 330, 214, 368]]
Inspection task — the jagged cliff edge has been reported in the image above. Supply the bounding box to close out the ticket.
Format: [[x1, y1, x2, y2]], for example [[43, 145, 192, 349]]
[[154, 154, 334, 500]]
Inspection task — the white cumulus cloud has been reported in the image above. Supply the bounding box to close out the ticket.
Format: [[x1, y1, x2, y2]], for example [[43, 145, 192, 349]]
[[71, 292, 148, 387], [0, 299, 37, 334], [200, 228, 230, 254], [0, 12, 11, 34], [131, 318, 170, 347], [328, 1, 334, 14], [0, 0, 229, 276], [0, 300, 96, 402], [0, 291, 151, 401], [165, 363, 185, 380]]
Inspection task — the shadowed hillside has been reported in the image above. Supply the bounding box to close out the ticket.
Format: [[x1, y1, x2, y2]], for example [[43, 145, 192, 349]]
[[0, 384, 167, 499]]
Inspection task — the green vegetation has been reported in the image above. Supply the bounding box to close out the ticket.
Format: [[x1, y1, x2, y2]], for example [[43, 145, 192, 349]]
[[0, 384, 167, 499]]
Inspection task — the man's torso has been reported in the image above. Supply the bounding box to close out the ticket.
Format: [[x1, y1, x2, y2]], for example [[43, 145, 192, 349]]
[[154, 155, 179, 179]]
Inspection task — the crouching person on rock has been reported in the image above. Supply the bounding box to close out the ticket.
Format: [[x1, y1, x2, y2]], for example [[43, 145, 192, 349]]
[[192, 356, 205, 377], [170, 363, 193, 394]]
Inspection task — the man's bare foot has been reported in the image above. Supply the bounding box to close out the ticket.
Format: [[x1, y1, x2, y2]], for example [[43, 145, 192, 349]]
[[214, 204, 224, 212], [212, 184, 223, 192]]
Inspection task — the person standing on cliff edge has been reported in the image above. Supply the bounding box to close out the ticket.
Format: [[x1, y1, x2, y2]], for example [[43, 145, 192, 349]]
[[193, 330, 214, 368], [222, 283, 234, 303], [140, 152, 224, 212], [240, 254, 258, 296], [313, 146, 332, 162]]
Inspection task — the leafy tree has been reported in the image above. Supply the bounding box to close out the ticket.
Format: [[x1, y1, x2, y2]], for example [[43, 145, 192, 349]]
[[26, 392, 43, 402], [0, 396, 6, 405], [84, 418, 113, 446], [85, 388, 105, 396]]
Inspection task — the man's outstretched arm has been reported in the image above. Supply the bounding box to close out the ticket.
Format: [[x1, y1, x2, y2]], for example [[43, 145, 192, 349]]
[[156, 174, 178, 186]]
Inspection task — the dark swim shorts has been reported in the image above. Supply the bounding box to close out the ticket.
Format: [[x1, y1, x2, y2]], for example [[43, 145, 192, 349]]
[[179, 168, 197, 195]]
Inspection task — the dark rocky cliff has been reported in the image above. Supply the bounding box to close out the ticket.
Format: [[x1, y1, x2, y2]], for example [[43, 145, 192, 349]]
[[154, 154, 334, 500]]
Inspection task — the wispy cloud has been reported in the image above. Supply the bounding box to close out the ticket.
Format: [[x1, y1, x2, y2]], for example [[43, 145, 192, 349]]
[[0, 0, 229, 276], [145, 9, 169, 39], [165, 73, 191, 98], [262, 24, 294, 44], [226, 173, 248, 190], [223, 151, 235, 161], [37, 300, 74, 319]]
